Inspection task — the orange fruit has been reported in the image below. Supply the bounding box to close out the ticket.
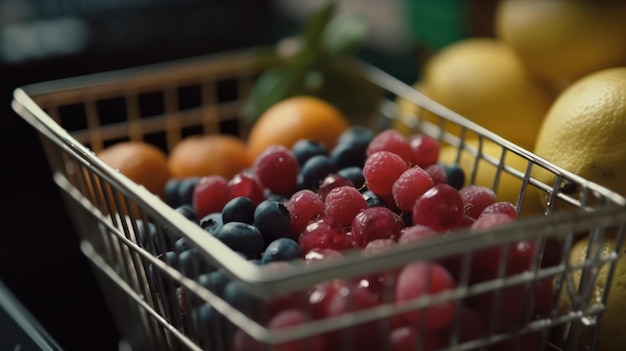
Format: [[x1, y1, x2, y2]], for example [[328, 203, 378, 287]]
[[97, 141, 171, 200], [168, 134, 251, 180], [246, 96, 351, 161]]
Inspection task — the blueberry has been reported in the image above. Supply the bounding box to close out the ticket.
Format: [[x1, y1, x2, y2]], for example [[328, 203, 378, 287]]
[[300, 154, 337, 190], [178, 177, 199, 206], [292, 139, 327, 167], [442, 164, 466, 190], [200, 212, 224, 235], [137, 220, 171, 254], [165, 178, 182, 208], [175, 204, 199, 224], [261, 238, 303, 264], [214, 222, 264, 260], [224, 280, 262, 319], [149, 251, 178, 296], [191, 303, 233, 350], [175, 237, 190, 254], [186, 269, 232, 309], [361, 189, 384, 207], [179, 247, 211, 278], [330, 141, 367, 170], [337, 125, 374, 149], [253, 200, 291, 243], [338, 166, 366, 189], [222, 197, 256, 224]]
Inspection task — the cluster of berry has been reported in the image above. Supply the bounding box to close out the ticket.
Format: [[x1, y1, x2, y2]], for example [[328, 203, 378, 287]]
[[148, 127, 552, 351]]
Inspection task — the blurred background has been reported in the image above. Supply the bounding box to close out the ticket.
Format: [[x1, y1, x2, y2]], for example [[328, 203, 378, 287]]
[[0, 0, 496, 349]]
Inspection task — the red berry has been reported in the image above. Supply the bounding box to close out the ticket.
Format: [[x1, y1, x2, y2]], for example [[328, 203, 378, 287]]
[[254, 145, 299, 195], [468, 284, 534, 333], [389, 326, 441, 351], [532, 278, 555, 317], [424, 164, 448, 185], [192, 175, 230, 218], [366, 129, 412, 163], [285, 190, 325, 235], [397, 224, 439, 245], [362, 238, 397, 256], [298, 217, 351, 253], [412, 184, 464, 232], [394, 261, 457, 331], [228, 171, 265, 205], [459, 185, 497, 219], [409, 133, 440, 168], [437, 305, 485, 347], [363, 151, 408, 196], [480, 201, 518, 219], [351, 207, 405, 247], [324, 186, 368, 227], [392, 166, 435, 212], [303, 248, 344, 265], [317, 174, 355, 201]]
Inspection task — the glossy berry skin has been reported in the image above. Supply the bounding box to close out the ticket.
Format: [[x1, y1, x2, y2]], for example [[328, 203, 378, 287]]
[[214, 222, 264, 260], [299, 154, 337, 191], [316, 174, 355, 201], [324, 186, 368, 227], [285, 189, 325, 235], [291, 139, 327, 167], [424, 164, 448, 185], [351, 206, 405, 247], [389, 326, 441, 351], [394, 261, 457, 332], [366, 129, 412, 163], [298, 217, 351, 254], [254, 200, 292, 243], [459, 185, 497, 219], [337, 125, 374, 150], [254, 145, 299, 196], [361, 189, 385, 207], [261, 238, 303, 264], [392, 166, 435, 212], [442, 164, 465, 190], [479, 201, 518, 219], [199, 212, 224, 235], [412, 183, 464, 232], [175, 204, 199, 224], [409, 133, 440, 169], [222, 196, 256, 224], [363, 151, 408, 196], [228, 171, 265, 206], [337, 166, 365, 189], [330, 140, 368, 170], [193, 175, 230, 218]]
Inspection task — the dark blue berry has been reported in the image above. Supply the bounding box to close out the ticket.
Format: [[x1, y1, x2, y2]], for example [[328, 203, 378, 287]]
[[442, 164, 466, 190], [200, 212, 223, 235], [222, 197, 256, 224], [337, 125, 374, 148], [292, 139, 327, 167], [214, 222, 264, 260], [253, 199, 291, 243], [179, 247, 211, 278], [137, 220, 171, 254], [361, 189, 384, 207], [300, 154, 337, 190], [175, 237, 190, 254], [191, 303, 232, 349], [165, 178, 182, 208], [224, 280, 262, 319], [330, 141, 367, 170], [178, 177, 199, 206], [261, 238, 303, 264], [338, 166, 366, 189], [176, 204, 199, 224]]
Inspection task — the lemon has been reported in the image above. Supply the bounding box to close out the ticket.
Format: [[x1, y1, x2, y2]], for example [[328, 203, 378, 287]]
[[421, 37, 554, 149], [495, 0, 626, 84], [533, 67, 626, 198], [559, 234, 626, 351], [439, 138, 545, 219]]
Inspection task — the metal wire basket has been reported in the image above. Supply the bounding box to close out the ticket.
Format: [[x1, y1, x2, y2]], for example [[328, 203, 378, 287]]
[[12, 47, 626, 351]]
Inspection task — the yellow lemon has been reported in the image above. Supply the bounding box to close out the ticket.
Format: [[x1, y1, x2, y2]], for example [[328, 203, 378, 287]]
[[533, 67, 626, 198], [421, 37, 554, 149], [559, 234, 626, 351], [495, 0, 626, 84], [439, 138, 545, 219]]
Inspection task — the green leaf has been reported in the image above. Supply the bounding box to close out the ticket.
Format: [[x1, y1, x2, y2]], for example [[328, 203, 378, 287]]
[[322, 13, 368, 59], [302, 1, 337, 55]]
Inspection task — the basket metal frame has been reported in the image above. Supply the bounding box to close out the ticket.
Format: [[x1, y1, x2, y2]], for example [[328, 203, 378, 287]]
[[12, 46, 626, 351]]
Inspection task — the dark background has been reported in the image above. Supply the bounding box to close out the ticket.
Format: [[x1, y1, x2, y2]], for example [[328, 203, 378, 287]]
[[0, 1, 420, 350]]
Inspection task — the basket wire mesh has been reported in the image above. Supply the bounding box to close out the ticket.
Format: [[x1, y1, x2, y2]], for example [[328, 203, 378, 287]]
[[11, 47, 626, 351]]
